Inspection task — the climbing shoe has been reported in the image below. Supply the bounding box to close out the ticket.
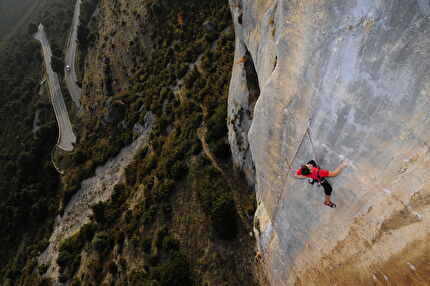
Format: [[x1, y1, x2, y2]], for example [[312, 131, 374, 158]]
[[324, 201, 336, 208]]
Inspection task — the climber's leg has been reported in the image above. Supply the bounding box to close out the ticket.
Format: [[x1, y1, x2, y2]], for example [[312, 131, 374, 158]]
[[320, 179, 335, 207]]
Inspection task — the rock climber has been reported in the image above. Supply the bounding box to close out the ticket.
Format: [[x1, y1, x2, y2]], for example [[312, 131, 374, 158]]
[[294, 160, 348, 208]]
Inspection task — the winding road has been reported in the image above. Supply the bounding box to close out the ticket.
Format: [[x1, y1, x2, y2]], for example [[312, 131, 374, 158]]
[[35, 24, 76, 151], [64, 0, 82, 108]]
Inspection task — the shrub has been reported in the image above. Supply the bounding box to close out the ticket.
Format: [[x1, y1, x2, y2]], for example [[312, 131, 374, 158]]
[[191, 141, 202, 155], [17, 151, 34, 173], [211, 193, 237, 239], [114, 230, 126, 247], [154, 227, 168, 250], [141, 236, 152, 253], [57, 250, 72, 269], [80, 223, 97, 242], [125, 164, 137, 186], [159, 255, 191, 286], [57, 233, 85, 276], [72, 149, 88, 165], [107, 260, 118, 274], [170, 161, 188, 179], [154, 179, 175, 202], [210, 141, 231, 160], [189, 161, 237, 239], [92, 231, 111, 253], [51, 55, 65, 75], [161, 202, 172, 218], [5, 161, 16, 174], [205, 103, 227, 143], [175, 63, 188, 79], [162, 236, 179, 253], [90, 201, 108, 224], [148, 254, 159, 267]]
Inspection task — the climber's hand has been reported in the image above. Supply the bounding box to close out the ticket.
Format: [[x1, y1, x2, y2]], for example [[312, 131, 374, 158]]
[[341, 159, 350, 167]]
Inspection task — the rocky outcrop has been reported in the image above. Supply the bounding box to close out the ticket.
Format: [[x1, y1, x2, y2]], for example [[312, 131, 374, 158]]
[[38, 117, 154, 284], [228, 0, 430, 285]]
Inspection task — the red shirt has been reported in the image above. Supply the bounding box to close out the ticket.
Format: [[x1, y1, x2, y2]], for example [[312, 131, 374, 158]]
[[296, 167, 330, 181]]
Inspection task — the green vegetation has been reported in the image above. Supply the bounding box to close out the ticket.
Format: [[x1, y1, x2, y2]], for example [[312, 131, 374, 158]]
[[51, 55, 65, 75], [0, 0, 75, 284], [0, 0, 36, 43], [189, 157, 237, 239], [77, 0, 99, 50], [57, 223, 96, 280], [54, 0, 257, 284], [0, 0, 257, 284]]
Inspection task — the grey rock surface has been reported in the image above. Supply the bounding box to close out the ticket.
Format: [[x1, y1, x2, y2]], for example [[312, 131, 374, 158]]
[[38, 118, 154, 284], [228, 0, 430, 284]]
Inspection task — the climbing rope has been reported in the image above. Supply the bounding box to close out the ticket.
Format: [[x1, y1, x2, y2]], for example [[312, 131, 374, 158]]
[[259, 122, 423, 283], [307, 127, 322, 180], [272, 123, 321, 226], [258, 123, 320, 273]]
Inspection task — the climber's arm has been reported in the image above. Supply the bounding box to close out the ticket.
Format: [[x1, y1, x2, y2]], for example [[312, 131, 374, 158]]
[[327, 161, 348, 177], [295, 173, 307, 179]]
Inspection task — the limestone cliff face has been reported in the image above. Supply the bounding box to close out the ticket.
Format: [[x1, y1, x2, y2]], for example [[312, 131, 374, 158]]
[[228, 0, 430, 285]]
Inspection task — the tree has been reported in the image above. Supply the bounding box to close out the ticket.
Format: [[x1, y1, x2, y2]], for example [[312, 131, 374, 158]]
[[51, 43, 62, 58], [27, 22, 38, 35], [51, 55, 64, 75], [212, 193, 237, 239], [92, 231, 111, 253], [72, 149, 88, 165], [17, 151, 34, 173], [206, 103, 228, 143], [159, 256, 191, 286], [170, 161, 188, 179], [77, 24, 89, 50], [5, 161, 16, 174], [90, 201, 108, 224]]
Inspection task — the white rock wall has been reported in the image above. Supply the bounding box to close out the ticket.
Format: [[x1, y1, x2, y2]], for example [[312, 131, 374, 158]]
[[228, 0, 430, 284]]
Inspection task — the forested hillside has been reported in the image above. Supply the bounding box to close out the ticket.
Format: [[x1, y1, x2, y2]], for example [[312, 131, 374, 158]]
[[47, 0, 260, 284], [0, 0, 74, 284], [0, 0, 261, 285], [0, 0, 35, 43]]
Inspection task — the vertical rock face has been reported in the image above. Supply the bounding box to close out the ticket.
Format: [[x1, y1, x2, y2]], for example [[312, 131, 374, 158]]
[[228, 0, 430, 285]]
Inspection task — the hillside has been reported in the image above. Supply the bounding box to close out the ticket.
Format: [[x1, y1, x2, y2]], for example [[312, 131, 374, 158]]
[[0, 0, 76, 284], [2, 0, 427, 285], [0, 0, 36, 43], [1, 0, 262, 285]]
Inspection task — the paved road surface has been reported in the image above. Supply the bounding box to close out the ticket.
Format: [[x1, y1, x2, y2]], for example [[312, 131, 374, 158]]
[[64, 0, 82, 108], [35, 24, 76, 151]]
